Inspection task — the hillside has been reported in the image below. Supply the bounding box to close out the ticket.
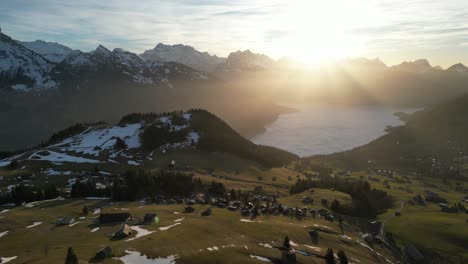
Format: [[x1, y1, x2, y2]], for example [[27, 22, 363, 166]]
[[0, 109, 297, 172]]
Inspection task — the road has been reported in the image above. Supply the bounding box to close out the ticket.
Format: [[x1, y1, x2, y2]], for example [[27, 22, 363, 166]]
[[381, 200, 406, 235]]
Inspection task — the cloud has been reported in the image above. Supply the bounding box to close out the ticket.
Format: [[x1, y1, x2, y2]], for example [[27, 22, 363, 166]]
[[1, 0, 468, 66]]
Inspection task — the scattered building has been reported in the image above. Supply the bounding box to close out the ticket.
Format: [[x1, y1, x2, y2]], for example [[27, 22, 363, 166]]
[[99, 213, 132, 224], [95, 246, 112, 259], [56, 217, 75, 226], [113, 224, 132, 239]]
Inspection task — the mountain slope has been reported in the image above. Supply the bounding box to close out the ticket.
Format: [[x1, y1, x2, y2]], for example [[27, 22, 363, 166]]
[[215, 50, 275, 73], [19, 40, 73, 63], [0, 110, 298, 169], [141, 43, 225, 73], [0, 32, 57, 91]]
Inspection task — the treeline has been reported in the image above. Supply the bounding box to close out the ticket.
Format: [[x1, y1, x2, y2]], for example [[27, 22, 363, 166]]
[[70, 181, 111, 198], [110, 169, 203, 200], [118, 111, 185, 125], [189, 109, 298, 167], [140, 123, 189, 151], [46, 121, 106, 145], [0, 184, 61, 205], [290, 176, 394, 218]]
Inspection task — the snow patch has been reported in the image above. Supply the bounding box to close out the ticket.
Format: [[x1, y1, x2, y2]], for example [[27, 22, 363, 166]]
[[259, 243, 272, 249], [0, 231, 9, 238], [250, 255, 271, 262], [0, 256, 17, 264], [91, 227, 100, 232], [159, 223, 181, 231], [118, 250, 177, 264], [28, 150, 100, 164], [69, 221, 80, 227], [26, 222, 42, 228], [127, 226, 154, 241], [304, 245, 321, 251]]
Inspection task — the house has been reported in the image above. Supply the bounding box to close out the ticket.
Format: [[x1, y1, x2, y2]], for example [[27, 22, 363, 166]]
[[201, 208, 212, 216], [302, 196, 313, 204], [309, 230, 319, 244], [99, 213, 132, 224], [184, 206, 195, 213], [113, 224, 132, 239], [56, 217, 75, 226], [369, 221, 382, 236], [227, 205, 238, 211], [143, 213, 159, 224], [168, 160, 176, 169], [318, 208, 329, 217], [321, 199, 328, 206], [95, 246, 112, 259]]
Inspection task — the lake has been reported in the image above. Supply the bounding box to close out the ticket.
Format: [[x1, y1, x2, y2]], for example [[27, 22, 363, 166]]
[[251, 104, 418, 157]]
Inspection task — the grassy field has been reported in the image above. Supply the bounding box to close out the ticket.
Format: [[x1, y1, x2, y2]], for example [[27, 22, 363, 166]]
[[0, 198, 398, 264], [382, 204, 468, 260], [338, 170, 468, 262]]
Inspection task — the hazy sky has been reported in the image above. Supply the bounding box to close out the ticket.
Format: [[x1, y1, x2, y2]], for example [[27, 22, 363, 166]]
[[2, 0, 468, 67]]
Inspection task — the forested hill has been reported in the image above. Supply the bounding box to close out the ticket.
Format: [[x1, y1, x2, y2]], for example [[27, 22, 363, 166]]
[[314, 94, 468, 173], [0, 109, 298, 169], [189, 109, 298, 166]]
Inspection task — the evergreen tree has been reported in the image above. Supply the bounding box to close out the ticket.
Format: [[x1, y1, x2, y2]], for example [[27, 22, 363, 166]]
[[338, 216, 344, 234], [82, 205, 88, 216], [283, 236, 291, 251], [331, 199, 340, 211], [325, 248, 335, 264], [65, 247, 78, 264], [229, 189, 237, 200], [338, 250, 348, 264]]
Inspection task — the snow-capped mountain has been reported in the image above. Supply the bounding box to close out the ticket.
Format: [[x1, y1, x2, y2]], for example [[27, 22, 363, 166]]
[[140, 43, 226, 73], [215, 50, 275, 73], [0, 29, 210, 92], [446, 63, 468, 73], [55, 44, 208, 88], [0, 32, 57, 91], [19, 40, 73, 63]]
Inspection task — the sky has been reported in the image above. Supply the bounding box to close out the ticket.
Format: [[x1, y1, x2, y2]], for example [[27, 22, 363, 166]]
[[1, 0, 468, 67]]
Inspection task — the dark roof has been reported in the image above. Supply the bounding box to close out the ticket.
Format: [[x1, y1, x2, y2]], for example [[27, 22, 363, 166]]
[[99, 213, 131, 223], [96, 247, 112, 258]]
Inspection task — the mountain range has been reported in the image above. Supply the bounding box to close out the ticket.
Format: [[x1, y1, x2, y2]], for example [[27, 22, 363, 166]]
[[4, 28, 468, 94]]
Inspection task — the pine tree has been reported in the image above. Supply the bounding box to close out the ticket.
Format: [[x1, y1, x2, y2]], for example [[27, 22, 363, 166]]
[[325, 248, 335, 264], [338, 250, 348, 264], [283, 236, 291, 251], [82, 205, 88, 216], [65, 247, 78, 264], [230, 189, 237, 200]]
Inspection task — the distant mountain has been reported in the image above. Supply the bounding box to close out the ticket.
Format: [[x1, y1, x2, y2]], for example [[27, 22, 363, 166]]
[[446, 63, 468, 73], [0, 32, 57, 91], [391, 59, 439, 73], [215, 50, 275, 73], [19, 40, 73, 63], [342, 57, 388, 70], [0, 110, 298, 168], [1, 30, 209, 92], [140, 43, 226, 73], [54, 44, 209, 90]]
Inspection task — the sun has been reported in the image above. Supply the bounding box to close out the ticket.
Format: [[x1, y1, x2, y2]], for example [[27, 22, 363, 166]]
[[270, 0, 374, 66]]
